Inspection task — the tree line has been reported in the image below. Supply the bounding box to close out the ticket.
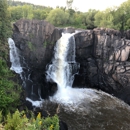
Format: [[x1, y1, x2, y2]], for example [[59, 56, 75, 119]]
[[7, 0, 130, 31]]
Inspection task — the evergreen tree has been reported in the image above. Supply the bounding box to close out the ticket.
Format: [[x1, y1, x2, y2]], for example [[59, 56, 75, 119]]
[[0, 0, 11, 44]]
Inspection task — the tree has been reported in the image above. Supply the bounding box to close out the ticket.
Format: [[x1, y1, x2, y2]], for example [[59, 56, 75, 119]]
[[22, 5, 33, 19], [0, 0, 12, 44], [66, 8, 75, 24], [8, 6, 23, 21], [66, 0, 73, 9], [46, 8, 69, 26], [33, 9, 47, 20], [84, 9, 98, 29], [0, 60, 21, 115], [94, 8, 114, 29], [113, 0, 130, 30]]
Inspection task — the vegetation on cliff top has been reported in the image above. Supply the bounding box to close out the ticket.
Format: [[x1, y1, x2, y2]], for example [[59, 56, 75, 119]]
[[7, 0, 130, 30]]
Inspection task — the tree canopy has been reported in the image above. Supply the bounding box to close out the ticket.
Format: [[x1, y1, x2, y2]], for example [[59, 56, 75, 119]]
[[7, 0, 130, 30]]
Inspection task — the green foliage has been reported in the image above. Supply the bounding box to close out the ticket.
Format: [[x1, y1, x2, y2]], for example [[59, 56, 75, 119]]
[[44, 40, 47, 47], [94, 8, 114, 29], [7, 0, 130, 30], [4, 110, 28, 130], [43, 40, 53, 47], [0, 59, 21, 115], [0, 110, 60, 130], [0, 0, 21, 116], [8, 1, 52, 21], [41, 115, 59, 130], [0, 111, 2, 123], [85, 9, 98, 29], [0, 0, 12, 44], [46, 8, 69, 26], [27, 41, 35, 51], [33, 9, 48, 20]]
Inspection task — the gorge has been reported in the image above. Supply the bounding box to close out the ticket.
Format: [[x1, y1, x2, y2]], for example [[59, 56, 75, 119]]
[[8, 19, 130, 129]]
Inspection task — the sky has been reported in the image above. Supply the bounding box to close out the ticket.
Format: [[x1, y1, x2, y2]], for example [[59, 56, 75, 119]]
[[15, 0, 127, 12]]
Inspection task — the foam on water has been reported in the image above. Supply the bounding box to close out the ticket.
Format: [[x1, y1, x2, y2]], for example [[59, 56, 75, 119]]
[[26, 97, 43, 107], [50, 87, 100, 105]]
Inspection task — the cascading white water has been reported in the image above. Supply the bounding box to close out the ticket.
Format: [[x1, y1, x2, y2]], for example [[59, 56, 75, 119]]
[[46, 33, 99, 104], [8, 38, 23, 74], [46, 33, 76, 89], [8, 38, 41, 100]]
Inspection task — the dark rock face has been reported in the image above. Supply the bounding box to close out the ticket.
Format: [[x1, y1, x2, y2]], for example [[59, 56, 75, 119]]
[[74, 28, 130, 104], [12, 19, 130, 105], [13, 19, 62, 69]]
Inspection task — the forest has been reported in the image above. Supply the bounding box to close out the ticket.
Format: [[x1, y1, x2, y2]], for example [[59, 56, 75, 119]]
[[7, 0, 130, 31]]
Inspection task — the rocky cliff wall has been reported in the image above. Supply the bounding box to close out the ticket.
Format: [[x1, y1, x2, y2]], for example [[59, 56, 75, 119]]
[[12, 19, 130, 104], [74, 28, 130, 104]]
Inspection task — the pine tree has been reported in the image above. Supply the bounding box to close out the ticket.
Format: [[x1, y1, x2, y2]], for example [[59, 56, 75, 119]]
[[0, 0, 12, 44]]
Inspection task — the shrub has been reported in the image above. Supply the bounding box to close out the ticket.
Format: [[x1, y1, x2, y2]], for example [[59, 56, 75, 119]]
[[0, 59, 21, 115], [0, 110, 60, 130], [4, 110, 28, 130]]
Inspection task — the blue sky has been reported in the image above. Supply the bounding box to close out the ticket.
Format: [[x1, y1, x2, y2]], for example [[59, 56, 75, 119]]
[[15, 0, 127, 12]]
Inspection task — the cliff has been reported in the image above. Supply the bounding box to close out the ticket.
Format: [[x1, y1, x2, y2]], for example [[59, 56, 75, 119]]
[[12, 19, 130, 104]]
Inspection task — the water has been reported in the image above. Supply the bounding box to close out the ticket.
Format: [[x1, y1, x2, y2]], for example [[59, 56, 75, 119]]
[[46, 33, 76, 88], [46, 33, 99, 105], [8, 34, 130, 130], [8, 38, 23, 74], [8, 38, 34, 98], [45, 33, 130, 129], [42, 91, 130, 130]]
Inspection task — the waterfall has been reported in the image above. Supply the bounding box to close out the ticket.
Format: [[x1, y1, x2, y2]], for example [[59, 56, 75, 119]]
[[8, 38, 41, 101], [8, 38, 23, 74], [8, 34, 99, 108], [46, 33, 79, 90], [46, 33, 98, 104]]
